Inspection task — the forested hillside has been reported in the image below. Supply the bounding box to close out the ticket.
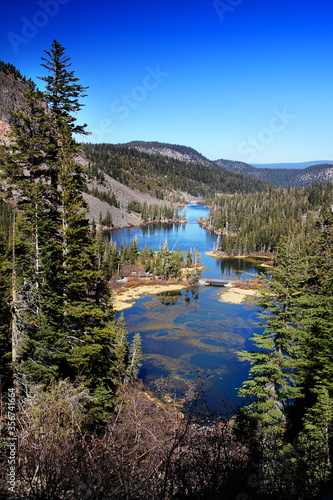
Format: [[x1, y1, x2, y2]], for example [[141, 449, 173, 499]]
[[236, 207, 333, 499], [82, 142, 270, 200], [208, 183, 333, 255]]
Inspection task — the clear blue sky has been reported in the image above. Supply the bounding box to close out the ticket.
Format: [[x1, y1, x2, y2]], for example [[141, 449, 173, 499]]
[[1, 0, 333, 163]]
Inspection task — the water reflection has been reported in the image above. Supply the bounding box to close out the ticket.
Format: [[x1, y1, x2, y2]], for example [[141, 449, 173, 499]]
[[158, 290, 182, 306], [215, 257, 259, 278]]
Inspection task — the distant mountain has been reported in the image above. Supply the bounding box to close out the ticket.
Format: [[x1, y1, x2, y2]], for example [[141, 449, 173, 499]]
[[252, 161, 333, 170], [214, 159, 333, 188], [214, 159, 258, 175]]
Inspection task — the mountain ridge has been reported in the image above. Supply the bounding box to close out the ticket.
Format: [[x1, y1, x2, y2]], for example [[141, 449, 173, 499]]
[[214, 158, 333, 187], [119, 140, 333, 188], [1, 61, 332, 204], [252, 160, 333, 170]]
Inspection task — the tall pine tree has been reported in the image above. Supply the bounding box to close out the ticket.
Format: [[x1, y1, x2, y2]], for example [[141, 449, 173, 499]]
[[0, 42, 136, 422], [238, 236, 307, 433]]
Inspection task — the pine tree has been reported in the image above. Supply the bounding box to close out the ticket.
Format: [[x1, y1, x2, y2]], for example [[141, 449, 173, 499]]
[[186, 250, 192, 267], [0, 41, 139, 425], [39, 39, 88, 136], [0, 81, 65, 386], [37, 42, 132, 417], [128, 237, 138, 265], [238, 236, 307, 433], [114, 313, 129, 383], [292, 208, 333, 486], [237, 225, 333, 494]]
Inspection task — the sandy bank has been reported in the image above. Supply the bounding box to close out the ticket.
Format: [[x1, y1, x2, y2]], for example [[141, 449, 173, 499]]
[[112, 282, 190, 311], [218, 287, 260, 305]]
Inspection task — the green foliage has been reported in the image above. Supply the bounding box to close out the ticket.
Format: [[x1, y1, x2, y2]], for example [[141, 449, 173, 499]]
[[113, 314, 130, 381], [0, 201, 12, 390], [186, 250, 192, 267], [238, 237, 306, 432], [127, 200, 175, 221], [126, 332, 142, 380], [90, 186, 118, 208]]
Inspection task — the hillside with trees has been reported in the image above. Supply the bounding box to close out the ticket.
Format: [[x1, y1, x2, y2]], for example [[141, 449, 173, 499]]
[[207, 183, 333, 255], [82, 142, 270, 200]]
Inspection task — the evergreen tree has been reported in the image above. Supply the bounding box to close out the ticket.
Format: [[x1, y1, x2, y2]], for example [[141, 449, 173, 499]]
[[238, 225, 333, 494], [38, 45, 118, 403], [114, 313, 129, 383], [0, 42, 134, 421], [0, 81, 65, 386], [186, 250, 192, 267], [128, 237, 138, 265], [238, 236, 307, 433], [102, 209, 112, 227], [39, 39, 89, 136], [0, 202, 12, 390], [292, 208, 333, 486]]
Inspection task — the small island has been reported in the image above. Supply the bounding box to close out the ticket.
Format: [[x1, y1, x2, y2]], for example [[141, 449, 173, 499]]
[[104, 237, 203, 311]]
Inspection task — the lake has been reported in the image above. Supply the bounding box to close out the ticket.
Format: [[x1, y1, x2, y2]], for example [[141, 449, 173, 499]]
[[111, 204, 263, 411]]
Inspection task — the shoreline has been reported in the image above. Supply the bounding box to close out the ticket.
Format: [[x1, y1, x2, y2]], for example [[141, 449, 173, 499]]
[[111, 276, 261, 311], [112, 281, 191, 311]]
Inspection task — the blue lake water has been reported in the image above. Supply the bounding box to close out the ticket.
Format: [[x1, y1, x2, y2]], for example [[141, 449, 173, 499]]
[[112, 204, 263, 411]]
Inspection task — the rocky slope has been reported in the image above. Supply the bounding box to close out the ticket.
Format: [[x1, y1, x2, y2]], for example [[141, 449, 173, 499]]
[[76, 153, 171, 226], [0, 67, 26, 144]]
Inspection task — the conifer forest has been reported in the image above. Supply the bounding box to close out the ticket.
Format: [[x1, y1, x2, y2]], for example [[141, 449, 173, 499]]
[[0, 41, 333, 499]]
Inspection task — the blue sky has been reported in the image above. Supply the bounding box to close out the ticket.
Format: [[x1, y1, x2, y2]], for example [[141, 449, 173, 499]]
[[1, 0, 333, 163]]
